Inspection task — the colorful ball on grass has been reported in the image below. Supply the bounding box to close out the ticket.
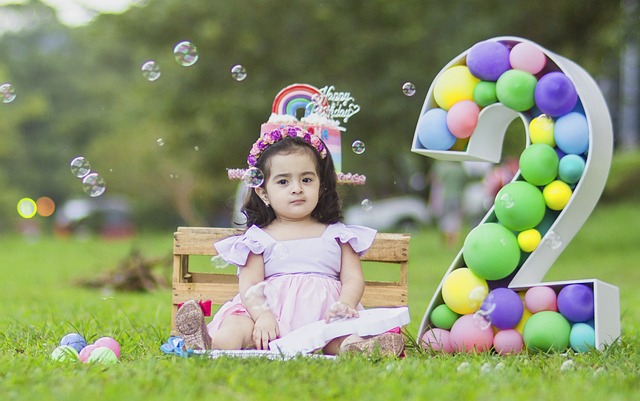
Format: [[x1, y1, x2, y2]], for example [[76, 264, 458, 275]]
[[94, 336, 121, 358], [514, 307, 532, 334], [525, 286, 558, 313], [509, 42, 546, 75], [87, 346, 118, 365], [543, 180, 572, 211], [446, 100, 480, 138], [570, 322, 596, 353], [534, 72, 578, 117], [496, 70, 538, 112], [519, 144, 559, 186], [529, 114, 556, 147], [466, 40, 511, 81], [463, 223, 521, 280], [493, 329, 524, 355], [558, 154, 585, 184], [449, 313, 494, 353], [51, 345, 79, 362], [442, 268, 488, 315], [416, 108, 456, 150], [518, 229, 542, 252], [433, 66, 480, 110], [494, 181, 546, 231], [557, 284, 594, 322], [473, 81, 497, 107], [523, 311, 571, 352], [554, 112, 589, 155], [79, 344, 98, 363], [482, 288, 524, 330], [60, 333, 87, 353], [430, 304, 461, 330], [421, 328, 454, 353]]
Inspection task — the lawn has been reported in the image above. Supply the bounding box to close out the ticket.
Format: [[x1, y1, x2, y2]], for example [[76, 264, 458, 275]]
[[0, 201, 639, 401]]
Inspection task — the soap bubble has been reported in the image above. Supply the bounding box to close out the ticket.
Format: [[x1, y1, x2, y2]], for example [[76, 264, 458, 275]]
[[402, 82, 416, 96], [352, 140, 366, 155], [242, 167, 264, 188], [0, 82, 16, 103], [211, 255, 229, 269], [473, 310, 492, 330], [82, 173, 106, 197], [361, 199, 373, 211], [194, 146, 199, 151], [457, 362, 470, 372], [272, 243, 290, 260], [498, 193, 515, 209], [141, 61, 161, 81], [560, 360, 575, 371], [231, 64, 247, 81], [468, 285, 488, 310], [70, 157, 91, 178], [17, 198, 37, 218], [173, 41, 198, 66], [480, 362, 493, 375], [156, 138, 165, 146], [543, 231, 563, 250]]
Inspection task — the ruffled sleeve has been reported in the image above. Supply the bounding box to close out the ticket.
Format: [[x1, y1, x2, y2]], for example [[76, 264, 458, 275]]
[[213, 226, 272, 266], [328, 222, 377, 257]]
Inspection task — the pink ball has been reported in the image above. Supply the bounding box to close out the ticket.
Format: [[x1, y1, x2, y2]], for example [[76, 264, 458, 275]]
[[449, 314, 494, 353], [421, 328, 454, 353], [78, 344, 98, 363], [509, 42, 546, 75], [94, 337, 121, 358], [524, 286, 557, 313], [446, 100, 480, 138], [493, 329, 524, 355]]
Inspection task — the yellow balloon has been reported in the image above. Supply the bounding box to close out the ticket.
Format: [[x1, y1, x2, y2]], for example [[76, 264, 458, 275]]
[[543, 180, 572, 210], [442, 268, 488, 315], [433, 66, 480, 110], [529, 114, 556, 147], [517, 229, 542, 252], [514, 307, 533, 334]]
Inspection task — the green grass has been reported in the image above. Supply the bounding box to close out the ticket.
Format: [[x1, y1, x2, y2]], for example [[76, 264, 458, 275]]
[[1, 202, 640, 401]]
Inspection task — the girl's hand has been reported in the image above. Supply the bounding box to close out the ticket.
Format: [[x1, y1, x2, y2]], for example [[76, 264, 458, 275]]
[[252, 313, 280, 350], [324, 301, 359, 323]]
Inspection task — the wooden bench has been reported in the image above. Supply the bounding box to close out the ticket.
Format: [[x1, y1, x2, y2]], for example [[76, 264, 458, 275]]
[[171, 227, 410, 333]]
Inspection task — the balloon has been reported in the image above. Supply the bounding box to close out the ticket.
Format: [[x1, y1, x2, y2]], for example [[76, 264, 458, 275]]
[[473, 81, 497, 107], [524, 286, 558, 313], [543, 180, 572, 211], [446, 100, 480, 138], [557, 284, 594, 322], [430, 304, 461, 330], [433, 66, 480, 110], [496, 69, 538, 112], [554, 112, 589, 155], [517, 228, 542, 252], [509, 42, 546, 75], [442, 268, 488, 315], [416, 108, 456, 150], [522, 311, 571, 352], [466, 40, 511, 81], [421, 328, 454, 353], [482, 288, 524, 329], [463, 223, 521, 280], [514, 307, 532, 334], [529, 114, 556, 147], [60, 333, 87, 353], [558, 154, 586, 184], [449, 314, 494, 353], [494, 181, 546, 231], [519, 143, 559, 186], [534, 72, 578, 117], [94, 336, 121, 358], [570, 323, 595, 353], [493, 329, 524, 355]]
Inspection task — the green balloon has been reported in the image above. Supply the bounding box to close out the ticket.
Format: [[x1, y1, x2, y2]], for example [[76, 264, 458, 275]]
[[463, 223, 520, 280], [494, 181, 546, 231], [430, 304, 460, 329], [523, 311, 571, 352], [496, 70, 537, 111], [473, 81, 497, 107], [520, 144, 559, 186]]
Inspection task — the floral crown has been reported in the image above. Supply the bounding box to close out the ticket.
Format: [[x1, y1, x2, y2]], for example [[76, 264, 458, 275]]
[[247, 126, 327, 167]]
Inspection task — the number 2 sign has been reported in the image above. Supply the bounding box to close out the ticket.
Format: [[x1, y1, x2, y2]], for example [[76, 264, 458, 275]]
[[412, 37, 620, 354]]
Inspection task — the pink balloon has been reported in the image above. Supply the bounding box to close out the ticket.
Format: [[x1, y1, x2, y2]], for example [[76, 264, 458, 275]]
[[421, 328, 454, 353], [78, 344, 98, 363], [509, 42, 546, 75], [94, 337, 121, 358], [446, 100, 480, 138], [493, 329, 524, 355], [449, 314, 494, 353], [524, 286, 558, 313]]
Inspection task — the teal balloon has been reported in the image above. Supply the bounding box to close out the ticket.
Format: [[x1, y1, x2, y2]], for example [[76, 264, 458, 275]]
[[520, 144, 559, 186], [570, 322, 595, 353], [473, 81, 497, 107], [558, 154, 586, 184], [523, 311, 571, 352], [463, 223, 520, 280], [430, 304, 460, 330], [496, 70, 538, 111], [494, 181, 546, 231]]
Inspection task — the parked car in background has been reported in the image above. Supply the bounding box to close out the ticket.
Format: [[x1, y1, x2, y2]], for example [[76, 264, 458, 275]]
[[344, 195, 432, 232], [54, 196, 136, 238]]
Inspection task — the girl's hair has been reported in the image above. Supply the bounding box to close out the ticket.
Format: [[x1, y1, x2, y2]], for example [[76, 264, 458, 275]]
[[242, 136, 342, 227]]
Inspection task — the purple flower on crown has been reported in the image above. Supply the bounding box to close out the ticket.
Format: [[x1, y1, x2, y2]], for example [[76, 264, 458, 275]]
[[270, 129, 282, 142], [303, 133, 311, 142], [247, 154, 258, 166], [257, 139, 268, 151], [287, 127, 298, 137]]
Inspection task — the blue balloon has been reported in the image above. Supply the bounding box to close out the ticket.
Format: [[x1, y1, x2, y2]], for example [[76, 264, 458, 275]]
[[570, 322, 595, 353], [416, 108, 456, 150], [558, 154, 586, 184], [60, 333, 87, 353], [554, 112, 589, 155]]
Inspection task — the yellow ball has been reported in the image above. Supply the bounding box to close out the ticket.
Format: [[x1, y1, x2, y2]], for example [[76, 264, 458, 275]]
[[442, 268, 488, 315], [529, 114, 556, 147], [517, 229, 542, 252], [543, 180, 572, 210], [514, 307, 533, 334], [433, 66, 480, 110]]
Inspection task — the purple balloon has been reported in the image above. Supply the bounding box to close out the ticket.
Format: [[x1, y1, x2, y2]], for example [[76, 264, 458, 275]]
[[534, 72, 578, 117], [481, 288, 524, 329], [557, 284, 594, 322], [466, 41, 511, 81]]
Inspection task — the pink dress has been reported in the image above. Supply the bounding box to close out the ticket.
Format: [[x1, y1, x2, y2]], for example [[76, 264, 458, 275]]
[[208, 222, 376, 339]]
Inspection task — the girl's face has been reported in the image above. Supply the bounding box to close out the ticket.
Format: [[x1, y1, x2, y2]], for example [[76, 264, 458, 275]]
[[255, 149, 321, 222]]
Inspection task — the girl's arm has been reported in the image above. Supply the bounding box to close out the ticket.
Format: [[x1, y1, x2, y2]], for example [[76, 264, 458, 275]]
[[239, 252, 280, 349], [325, 242, 365, 322]]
